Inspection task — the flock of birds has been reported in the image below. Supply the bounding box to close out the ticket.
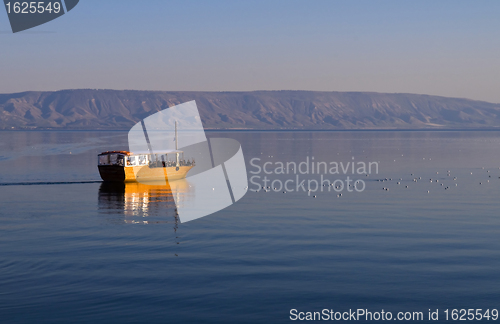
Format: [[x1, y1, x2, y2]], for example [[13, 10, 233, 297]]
[[378, 166, 500, 199], [250, 153, 499, 198], [379, 170, 461, 192], [252, 166, 498, 198]]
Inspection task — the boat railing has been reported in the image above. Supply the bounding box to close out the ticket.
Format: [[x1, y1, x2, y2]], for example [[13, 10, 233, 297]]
[[148, 158, 195, 168], [100, 152, 195, 168]]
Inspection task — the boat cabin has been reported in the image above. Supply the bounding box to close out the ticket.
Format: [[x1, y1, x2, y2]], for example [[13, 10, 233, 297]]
[[98, 150, 195, 168]]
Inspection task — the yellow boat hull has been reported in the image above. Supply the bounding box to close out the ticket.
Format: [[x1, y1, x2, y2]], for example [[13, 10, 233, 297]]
[[98, 165, 193, 183]]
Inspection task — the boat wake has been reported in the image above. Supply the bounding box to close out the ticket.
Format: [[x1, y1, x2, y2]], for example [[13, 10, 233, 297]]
[[0, 180, 102, 186]]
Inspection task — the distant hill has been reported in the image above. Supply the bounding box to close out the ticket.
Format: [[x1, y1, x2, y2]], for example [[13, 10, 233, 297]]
[[1, 89, 500, 129]]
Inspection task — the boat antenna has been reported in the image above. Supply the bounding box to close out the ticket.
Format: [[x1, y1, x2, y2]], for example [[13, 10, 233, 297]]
[[175, 120, 180, 168], [175, 120, 178, 150]]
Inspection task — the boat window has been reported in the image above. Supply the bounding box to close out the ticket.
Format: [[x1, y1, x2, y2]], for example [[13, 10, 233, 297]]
[[138, 155, 147, 165], [109, 154, 118, 165], [99, 155, 109, 165], [126, 156, 136, 166]]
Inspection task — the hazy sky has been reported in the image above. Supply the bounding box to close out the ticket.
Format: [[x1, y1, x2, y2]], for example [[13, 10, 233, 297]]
[[1, 0, 500, 103]]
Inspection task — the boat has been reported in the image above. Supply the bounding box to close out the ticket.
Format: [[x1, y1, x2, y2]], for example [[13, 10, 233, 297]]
[[97, 100, 248, 223], [98, 121, 195, 182]]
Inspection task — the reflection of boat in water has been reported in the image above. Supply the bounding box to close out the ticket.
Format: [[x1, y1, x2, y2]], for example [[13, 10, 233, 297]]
[[98, 121, 195, 182], [98, 179, 192, 221], [98, 180, 190, 254]]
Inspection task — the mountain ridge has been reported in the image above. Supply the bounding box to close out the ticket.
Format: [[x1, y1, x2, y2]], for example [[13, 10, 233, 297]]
[[1, 89, 500, 130]]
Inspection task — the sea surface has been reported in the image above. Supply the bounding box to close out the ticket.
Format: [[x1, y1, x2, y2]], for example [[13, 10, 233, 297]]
[[1, 130, 500, 323]]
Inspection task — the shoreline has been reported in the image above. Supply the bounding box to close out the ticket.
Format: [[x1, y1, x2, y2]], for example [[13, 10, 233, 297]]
[[3, 128, 500, 132]]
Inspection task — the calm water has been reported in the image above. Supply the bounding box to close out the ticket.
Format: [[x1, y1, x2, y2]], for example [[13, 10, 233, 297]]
[[1, 131, 500, 323]]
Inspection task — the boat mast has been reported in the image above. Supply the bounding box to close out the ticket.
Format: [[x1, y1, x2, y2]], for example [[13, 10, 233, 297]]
[[175, 121, 178, 150], [175, 120, 180, 167]]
